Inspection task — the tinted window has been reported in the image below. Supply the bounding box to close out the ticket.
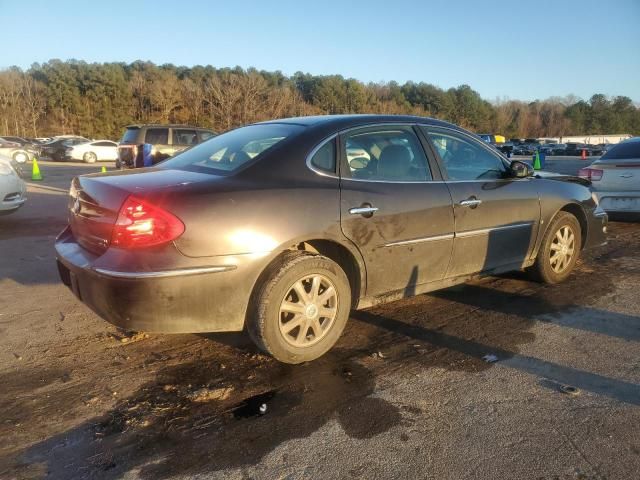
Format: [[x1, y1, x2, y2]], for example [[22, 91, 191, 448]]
[[95, 141, 115, 147], [144, 128, 169, 144], [121, 127, 140, 143], [173, 129, 198, 146], [160, 124, 303, 174], [310, 139, 336, 173], [600, 141, 640, 160], [425, 128, 507, 181], [343, 127, 431, 182], [199, 131, 215, 141]]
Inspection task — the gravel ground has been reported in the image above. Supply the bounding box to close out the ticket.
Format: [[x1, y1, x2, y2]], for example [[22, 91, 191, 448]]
[[0, 159, 638, 480]]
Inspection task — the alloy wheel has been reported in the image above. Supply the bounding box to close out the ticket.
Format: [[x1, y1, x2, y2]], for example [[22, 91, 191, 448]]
[[278, 274, 338, 347], [549, 225, 575, 273]]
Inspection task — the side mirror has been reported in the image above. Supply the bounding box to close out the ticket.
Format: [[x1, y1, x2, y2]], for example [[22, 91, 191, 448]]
[[510, 160, 534, 178]]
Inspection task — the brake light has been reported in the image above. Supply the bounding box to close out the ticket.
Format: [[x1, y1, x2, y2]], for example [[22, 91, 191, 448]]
[[111, 196, 184, 248], [578, 167, 603, 181]]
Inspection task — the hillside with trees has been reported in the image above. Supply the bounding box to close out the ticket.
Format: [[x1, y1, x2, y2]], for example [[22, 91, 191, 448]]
[[1, 60, 638, 140]]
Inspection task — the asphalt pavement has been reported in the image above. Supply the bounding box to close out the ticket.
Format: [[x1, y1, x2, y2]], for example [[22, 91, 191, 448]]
[[0, 158, 638, 480]]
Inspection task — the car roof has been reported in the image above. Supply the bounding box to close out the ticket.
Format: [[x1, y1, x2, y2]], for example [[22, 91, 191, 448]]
[[257, 114, 462, 132], [124, 124, 214, 130]]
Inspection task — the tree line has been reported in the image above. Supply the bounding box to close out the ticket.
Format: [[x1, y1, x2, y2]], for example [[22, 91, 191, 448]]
[[1, 59, 638, 140]]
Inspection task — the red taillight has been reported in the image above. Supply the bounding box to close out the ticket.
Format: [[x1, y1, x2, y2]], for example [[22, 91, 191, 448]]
[[111, 196, 184, 248], [578, 167, 603, 181]]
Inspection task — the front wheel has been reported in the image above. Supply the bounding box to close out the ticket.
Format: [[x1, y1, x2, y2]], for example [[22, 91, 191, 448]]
[[247, 251, 352, 364], [12, 151, 28, 163], [83, 152, 97, 163], [529, 211, 581, 284]]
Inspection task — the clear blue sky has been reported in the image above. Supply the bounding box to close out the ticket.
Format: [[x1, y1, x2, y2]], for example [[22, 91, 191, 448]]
[[2, 0, 639, 102]]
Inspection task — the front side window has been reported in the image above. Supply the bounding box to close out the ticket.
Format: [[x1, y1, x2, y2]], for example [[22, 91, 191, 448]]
[[173, 129, 198, 146], [425, 128, 507, 181], [342, 127, 431, 182], [145, 128, 169, 145], [159, 123, 303, 174]]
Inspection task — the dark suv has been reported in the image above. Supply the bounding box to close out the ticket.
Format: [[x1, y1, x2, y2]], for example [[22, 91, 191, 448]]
[[117, 124, 216, 169]]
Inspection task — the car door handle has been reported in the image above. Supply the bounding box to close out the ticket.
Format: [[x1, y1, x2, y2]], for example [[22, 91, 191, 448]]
[[459, 198, 482, 208], [349, 206, 379, 216]]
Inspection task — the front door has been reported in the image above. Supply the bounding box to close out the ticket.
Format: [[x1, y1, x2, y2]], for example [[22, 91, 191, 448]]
[[339, 125, 455, 297], [421, 126, 541, 278]]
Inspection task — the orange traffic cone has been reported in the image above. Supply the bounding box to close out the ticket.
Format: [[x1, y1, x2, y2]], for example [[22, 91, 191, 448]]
[[581, 149, 587, 160]]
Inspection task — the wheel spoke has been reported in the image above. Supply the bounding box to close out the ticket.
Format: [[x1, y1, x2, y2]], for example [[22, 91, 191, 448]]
[[318, 306, 336, 319], [311, 319, 323, 337], [317, 286, 335, 305], [550, 252, 561, 265], [281, 301, 306, 315], [550, 243, 562, 251], [282, 315, 305, 334], [296, 322, 309, 343], [556, 230, 564, 243], [292, 280, 309, 303], [310, 276, 321, 301]]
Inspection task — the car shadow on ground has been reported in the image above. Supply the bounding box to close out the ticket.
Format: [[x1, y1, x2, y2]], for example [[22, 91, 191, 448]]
[[9, 267, 640, 479]]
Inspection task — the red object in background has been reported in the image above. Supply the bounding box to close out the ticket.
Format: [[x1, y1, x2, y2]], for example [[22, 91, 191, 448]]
[[578, 167, 603, 181], [581, 149, 587, 160]]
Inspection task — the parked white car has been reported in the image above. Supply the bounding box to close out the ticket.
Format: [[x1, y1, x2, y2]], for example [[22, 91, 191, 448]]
[[0, 154, 27, 215], [65, 140, 118, 163], [579, 137, 640, 213]]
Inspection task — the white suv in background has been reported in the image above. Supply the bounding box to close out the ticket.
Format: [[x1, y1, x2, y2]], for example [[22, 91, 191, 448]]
[[65, 140, 119, 163]]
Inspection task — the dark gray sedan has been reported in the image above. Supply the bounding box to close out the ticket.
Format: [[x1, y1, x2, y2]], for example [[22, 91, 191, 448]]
[[55, 115, 608, 363]]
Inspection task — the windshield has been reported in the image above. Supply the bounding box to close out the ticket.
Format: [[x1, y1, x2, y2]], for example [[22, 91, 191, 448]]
[[600, 141, 640, 160], [159, 123, 304, 174]]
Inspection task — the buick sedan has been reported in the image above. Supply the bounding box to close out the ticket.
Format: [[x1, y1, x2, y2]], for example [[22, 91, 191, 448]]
[[55, 115, 608, 363]]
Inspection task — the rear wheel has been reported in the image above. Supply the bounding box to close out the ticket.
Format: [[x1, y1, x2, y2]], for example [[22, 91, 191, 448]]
[[529, 211, 581, 284], [247, 251, 351, 364], [83, 152, 97, 163]]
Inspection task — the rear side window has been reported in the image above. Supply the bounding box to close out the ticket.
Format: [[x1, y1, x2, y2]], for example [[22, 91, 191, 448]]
[[310, 139, 336, 173], [95, 141, 116, 147], [600, 141, 640, 160], [121, 128, 140, 143], [173, 129, 198, 146], [160, 123, 303, 174], [145, 128, 169, 145]]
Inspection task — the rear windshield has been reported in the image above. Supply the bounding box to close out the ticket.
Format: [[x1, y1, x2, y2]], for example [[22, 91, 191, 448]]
[[600, 141, 640, 160], [159, 123, 303, 174], [121, 127, 140, 143]]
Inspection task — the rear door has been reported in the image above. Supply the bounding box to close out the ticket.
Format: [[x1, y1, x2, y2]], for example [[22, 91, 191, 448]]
[[171, 128, 199, 155], [339, 124, 454, 297], [145, 127, 171, 163], [421, 126, 541, 278]]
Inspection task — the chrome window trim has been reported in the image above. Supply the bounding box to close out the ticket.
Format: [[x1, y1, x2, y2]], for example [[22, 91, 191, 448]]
[[306, 134, 339, 178], [93, 265, 236, 279], [304, 121, 521, 184]]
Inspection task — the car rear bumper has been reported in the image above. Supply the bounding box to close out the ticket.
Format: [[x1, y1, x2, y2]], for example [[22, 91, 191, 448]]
[[55, 226, 268, 333], [593, 191, 640, 213]]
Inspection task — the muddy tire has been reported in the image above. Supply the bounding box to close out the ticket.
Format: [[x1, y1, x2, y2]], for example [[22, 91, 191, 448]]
[[247, 251, 351, 364], [529, 211, 581, 284]]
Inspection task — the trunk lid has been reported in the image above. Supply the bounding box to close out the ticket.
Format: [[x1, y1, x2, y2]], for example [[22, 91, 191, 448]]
[[68, 168, 214, 254], [592, 158, 640, 192]]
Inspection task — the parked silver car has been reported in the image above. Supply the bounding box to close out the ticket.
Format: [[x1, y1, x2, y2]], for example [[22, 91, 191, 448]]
[[0, 154, 27, 215], [0, 138, 34, 163], [579, 137, 640, 213]]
